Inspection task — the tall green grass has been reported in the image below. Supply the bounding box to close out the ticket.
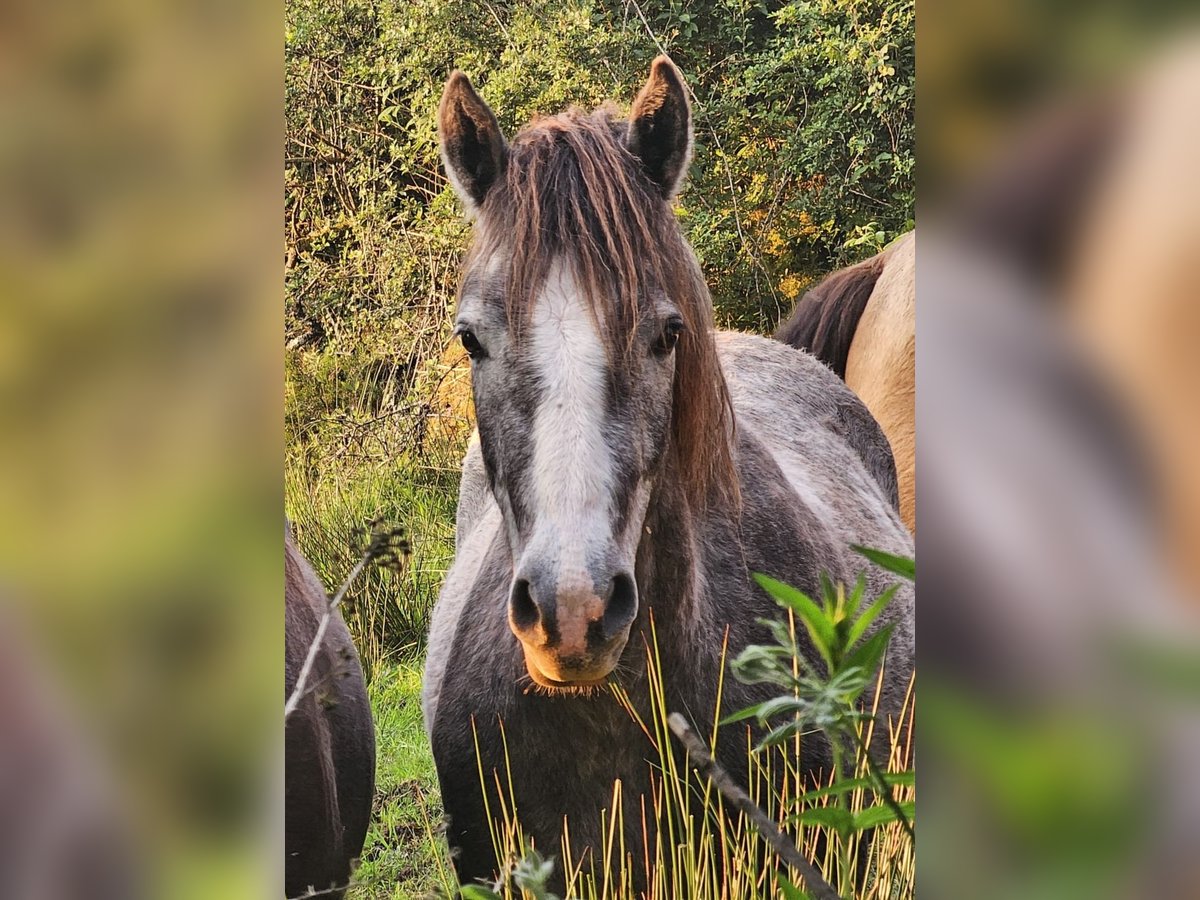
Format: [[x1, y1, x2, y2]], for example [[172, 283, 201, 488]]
[[285, 335, 472, 677], [285, 452, 459, 676]]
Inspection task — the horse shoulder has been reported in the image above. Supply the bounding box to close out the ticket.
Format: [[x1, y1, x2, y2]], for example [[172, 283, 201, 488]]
[[713, 333, 914, 724]]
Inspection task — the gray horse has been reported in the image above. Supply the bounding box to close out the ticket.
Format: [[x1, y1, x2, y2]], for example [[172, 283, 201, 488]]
[[423, 56, 914, 891]]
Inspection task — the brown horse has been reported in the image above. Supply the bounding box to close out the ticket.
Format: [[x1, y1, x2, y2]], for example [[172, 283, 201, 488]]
[[285, 530, 375, 899], [776, 232, 916, 532]]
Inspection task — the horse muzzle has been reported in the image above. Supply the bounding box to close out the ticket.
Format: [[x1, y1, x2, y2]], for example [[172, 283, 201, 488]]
[[508, 569, 637, 688]]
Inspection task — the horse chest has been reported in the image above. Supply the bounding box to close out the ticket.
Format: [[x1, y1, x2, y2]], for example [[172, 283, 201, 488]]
[[432, 655, 661, 880]]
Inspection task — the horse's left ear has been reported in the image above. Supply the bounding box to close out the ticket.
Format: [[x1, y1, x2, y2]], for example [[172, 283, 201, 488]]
[[627, 55, 693, 200]]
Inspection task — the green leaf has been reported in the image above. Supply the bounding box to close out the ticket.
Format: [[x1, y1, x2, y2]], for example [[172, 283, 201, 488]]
[[797, 770, 914, 803], [777, 874, 812, 900], [759, 616, 798, 649], [797, 805, 856, 837], [842, 624, 894, 682], [754, 694, 809, 721], [851, 545, 915, 580], [854, 800, 915, 830], [757, 719, 805, 750], [818, 571, 837, 609], [730, 643, 797, 687], [754, 574, 835, 666], [509, 846, 558, 899], [846, 573, 867, 617], [459, 886, 502, 900], [846, 584, 898, 649], [720, 700, 769, 725]]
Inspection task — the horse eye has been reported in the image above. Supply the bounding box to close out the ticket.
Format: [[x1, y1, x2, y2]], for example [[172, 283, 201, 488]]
[[653, 316, 685, 355], [457, 326, 486, 360]]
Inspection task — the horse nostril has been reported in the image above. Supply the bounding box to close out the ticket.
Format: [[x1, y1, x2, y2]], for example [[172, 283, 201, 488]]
[[602, 572, 637, 639], [510, 577, 540, 632]]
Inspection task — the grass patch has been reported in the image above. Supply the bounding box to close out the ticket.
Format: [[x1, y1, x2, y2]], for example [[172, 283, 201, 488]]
[[348, 659, 454, 899], [285, 338, 473, 677], [286, 455, 459, 675]]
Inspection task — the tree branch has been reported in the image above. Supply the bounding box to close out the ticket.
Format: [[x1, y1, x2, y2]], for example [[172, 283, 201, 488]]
[[667, 713, 842, 900]]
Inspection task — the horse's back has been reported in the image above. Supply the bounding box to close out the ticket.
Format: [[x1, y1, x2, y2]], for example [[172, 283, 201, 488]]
[[846, 231, 915, 531], [774, 232, 916, 533], [285, 533, 376, 900], [718, 330, 904, 539], [717, 331, 914, 711], [774, 250, 885, 379]]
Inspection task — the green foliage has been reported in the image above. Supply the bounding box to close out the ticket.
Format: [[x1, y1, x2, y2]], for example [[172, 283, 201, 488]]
[[727, 554, 915, 898], [285, 0, 914, 347], [728, 573, 896, 740], [459, 845, 561, 900]]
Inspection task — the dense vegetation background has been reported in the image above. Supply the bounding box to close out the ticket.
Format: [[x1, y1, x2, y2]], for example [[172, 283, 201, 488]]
[[285, 0, 914, 670], [285, 0, 913, 893]]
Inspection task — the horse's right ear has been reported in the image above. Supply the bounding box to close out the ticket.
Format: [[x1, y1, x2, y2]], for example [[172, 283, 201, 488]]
[[626, 56, 693, 200], [438, 71, 506, 214]]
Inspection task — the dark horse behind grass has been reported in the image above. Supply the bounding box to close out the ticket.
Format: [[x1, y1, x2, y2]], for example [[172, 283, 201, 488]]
[[285, 529, 375, 899], [423, 57, 915, 892]]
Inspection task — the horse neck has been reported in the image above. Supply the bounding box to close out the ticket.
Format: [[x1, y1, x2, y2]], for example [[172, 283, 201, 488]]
[[635, 456, 746, 649], [623, 461, 749, 731]]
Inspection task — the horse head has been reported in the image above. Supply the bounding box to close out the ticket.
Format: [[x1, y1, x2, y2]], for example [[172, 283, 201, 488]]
[[437, 58, 733, 690]]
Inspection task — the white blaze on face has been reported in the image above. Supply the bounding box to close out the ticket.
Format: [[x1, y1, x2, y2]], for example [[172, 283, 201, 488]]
[[526, 262, 615, 599]]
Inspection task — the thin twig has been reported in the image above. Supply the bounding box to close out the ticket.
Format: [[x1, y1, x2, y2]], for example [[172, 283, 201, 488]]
[[286, 882, 352, 899], [285, 523, 407, 718], [284, 550, 374, 719], [667, 713, 841, 900]]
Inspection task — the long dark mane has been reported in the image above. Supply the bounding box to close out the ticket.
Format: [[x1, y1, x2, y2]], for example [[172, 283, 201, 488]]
[[467, 106, 736, 507], [774, 252, 886, 379]]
